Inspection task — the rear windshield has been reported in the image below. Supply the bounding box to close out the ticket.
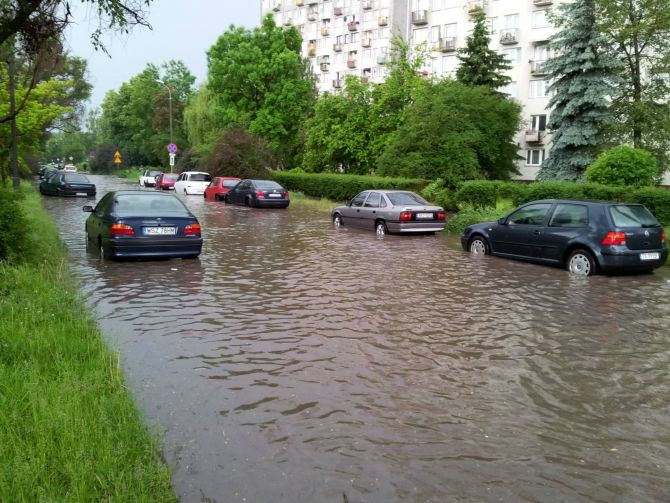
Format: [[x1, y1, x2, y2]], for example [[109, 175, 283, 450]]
[[609, 205, 659, 228], [114, 194, 190, 216], [222, 179, 240, 188], [386, 192, 428, 206], [254, 180, 282, 189], [163, 173, 178, 181], [190, 173, 211, 182], [148, 170, 162, 177], [63, 174, 89, 183]]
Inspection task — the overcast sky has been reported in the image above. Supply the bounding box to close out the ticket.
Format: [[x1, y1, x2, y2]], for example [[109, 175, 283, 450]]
[[65, 0, 259, 110]]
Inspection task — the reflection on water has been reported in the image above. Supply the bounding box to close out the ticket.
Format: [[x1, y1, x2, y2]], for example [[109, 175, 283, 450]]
[[41, 175, 670, 503]]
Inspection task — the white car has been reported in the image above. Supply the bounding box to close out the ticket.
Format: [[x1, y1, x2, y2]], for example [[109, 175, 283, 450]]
[[174, 171, 212, 195], [63, 164, 77, 173], [139, 169, 162, 187]]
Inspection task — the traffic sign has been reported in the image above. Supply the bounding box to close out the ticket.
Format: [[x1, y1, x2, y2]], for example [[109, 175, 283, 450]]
[[169, 153, 175, 167], [114, 151, 122, 164], [167, 143, 178, 154]]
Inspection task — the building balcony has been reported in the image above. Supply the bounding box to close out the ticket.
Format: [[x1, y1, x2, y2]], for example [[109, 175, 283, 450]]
[[347, 59, 357, 69], [439, 37, 456, 52], [348, 21, 358, 31], [530, 59, 549, 75], [377, 54, 388, 65], [533, 0, 552, 5], [272, 1, 280, 11], [320, 62, 330, 72], [500, 28, 519, 45], [334, 6, 343, 16], [282, 18, 293, 26], [333, 42, 343, 52], [362, 0, 373, 9], [411, 10, 428, 25], [333, 79, 343, 89], [295, 0, 304, 5], [377, 16, 388, 26], [467, 0, 486, 14], [320, 26, 330, 36], [362, 37, 372, 47], [307, 44, 316, 56], [308, 0, 318, 4], [525, 129, 544, 144], [307, 12, 318, 21]]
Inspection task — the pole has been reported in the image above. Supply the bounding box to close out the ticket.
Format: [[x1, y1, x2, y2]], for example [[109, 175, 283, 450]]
[[168, 87, 173, 173], [9, 42, 19, 190]]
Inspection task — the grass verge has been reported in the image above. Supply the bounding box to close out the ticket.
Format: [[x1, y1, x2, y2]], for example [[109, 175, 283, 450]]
[[289, 191, 339, 214], [0, 184, 176, 502], [114, 167, 145, 181]]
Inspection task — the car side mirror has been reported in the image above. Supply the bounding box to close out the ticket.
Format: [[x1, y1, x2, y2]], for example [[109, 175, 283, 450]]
[[82, 205, 94, 212], [498, 217, 507, 225]]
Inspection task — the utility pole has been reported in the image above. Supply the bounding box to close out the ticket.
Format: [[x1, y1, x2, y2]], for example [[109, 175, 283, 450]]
[[8, 40, 19, 190], [156, 79, 174, 172]]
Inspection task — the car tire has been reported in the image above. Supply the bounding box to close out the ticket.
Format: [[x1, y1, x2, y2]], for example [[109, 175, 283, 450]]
[[224, 194, 230, 204], [469, 236, 490, 256], [98, 236, 107, 259], [375, 221, 388, 236], [333, 213, 343, 228], [245, 197, 252, 207], [56, 189, 63, 197], [215, 194, 222, 201], [567, 249, 596, 277]]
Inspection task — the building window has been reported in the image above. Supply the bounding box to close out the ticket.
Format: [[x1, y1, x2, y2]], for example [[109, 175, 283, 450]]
[[529, 80, 549, 98], [532, 10, 550, 28], [531, 114, 547, 131], [526, 149, 545, 166], [501, 47, 521, 64], [499, 81, 518, 98]]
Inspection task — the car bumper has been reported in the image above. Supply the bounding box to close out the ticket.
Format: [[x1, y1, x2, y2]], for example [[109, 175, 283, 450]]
[[387, 221, 446, 233], [255, 199, 289, 208], [107, 236, 203, 259], [598, 248, 668, 272], [62, 189, 96, 197]]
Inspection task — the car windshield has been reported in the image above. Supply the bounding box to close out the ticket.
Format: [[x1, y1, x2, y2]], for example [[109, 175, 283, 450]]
[[63, 174, 89, 183], [609, 205, 659, 228], [114, 194, 191, 216], [222, 179, 240, 188], [190, 173, 211, 182], [254, 180, 282, 190], [386, 192, 428, 206]]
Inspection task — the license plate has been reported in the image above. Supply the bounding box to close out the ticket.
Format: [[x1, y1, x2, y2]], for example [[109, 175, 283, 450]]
[[268, 193, 282, 198], [144, 227, 176, 236], [416, 212, 434, 219], [76, 192, 87, 196], [640, 252, 660, 261]]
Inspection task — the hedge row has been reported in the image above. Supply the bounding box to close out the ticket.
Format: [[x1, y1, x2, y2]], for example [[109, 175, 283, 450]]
[[272, 171, 428, 201], [455, 180, 670, 226]]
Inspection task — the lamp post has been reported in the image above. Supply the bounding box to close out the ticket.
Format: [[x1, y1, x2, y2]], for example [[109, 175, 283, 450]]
[[156, 79, 173, 171]]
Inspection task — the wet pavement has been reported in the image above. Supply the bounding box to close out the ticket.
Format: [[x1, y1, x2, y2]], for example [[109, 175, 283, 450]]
[[40, 175, 670, 503]]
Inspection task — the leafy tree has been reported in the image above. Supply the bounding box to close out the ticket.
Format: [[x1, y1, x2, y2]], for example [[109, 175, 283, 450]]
[[199, 127, 275, 179], [456, 9, 511, 90], [206, 15, 316, 167], [44, 131, 91, 163], [377, 80, 522, 185], [538, 0, 620, 181], [183, 84, 219, 155], [585, 145, 659, 187], [89, 143, 118, 173]]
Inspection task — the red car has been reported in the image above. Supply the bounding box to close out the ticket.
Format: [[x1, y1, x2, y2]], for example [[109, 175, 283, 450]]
[[155, 172, 178, 190], [204, 176, 241, 201]]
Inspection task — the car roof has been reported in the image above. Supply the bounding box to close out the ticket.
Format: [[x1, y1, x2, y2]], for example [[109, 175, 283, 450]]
[[180, 171, 209, 175], [523, 198, 639, 206], [108, 190, 176, 196]]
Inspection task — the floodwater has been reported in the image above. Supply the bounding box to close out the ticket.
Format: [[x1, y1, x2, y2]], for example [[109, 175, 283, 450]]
[[40, 175, 670, 503]]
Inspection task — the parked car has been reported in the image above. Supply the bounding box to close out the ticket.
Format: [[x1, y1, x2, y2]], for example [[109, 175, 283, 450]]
[[155, 172, 178, 190], [83, 191, 203, 260], [174, 171, 212, 195], [224, 179, 289, 208], [204, 176, 241, 201], [39, 166, 57, 179], [139, 169, 162, 187], [63, 164, 77, 173], [331, 190, 446, 235], [39, 172, 96, 197], [461, 199, 668, 276]]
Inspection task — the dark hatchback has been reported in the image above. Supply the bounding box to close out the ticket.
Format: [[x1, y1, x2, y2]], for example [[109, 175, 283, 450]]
[[84, 191, 203, 260], [40, 172, 96, 197], [461, 199, 668, 276], [224, 179, 289, 208]]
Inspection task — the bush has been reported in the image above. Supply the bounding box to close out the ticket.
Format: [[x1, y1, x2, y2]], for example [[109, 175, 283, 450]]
[[271, 171, 427, 201], [586, 145, 659, 187], [579, 183, 631, 202], [455, 181, 499, 208], [518, 181, 586, 204], [0, 189, 31, 263], [446, 207, 506, 234], [421, 180, 457, 211], [200, 128, 276, 179], [631, 187, 670, 226], [497, 182, 529, 206]]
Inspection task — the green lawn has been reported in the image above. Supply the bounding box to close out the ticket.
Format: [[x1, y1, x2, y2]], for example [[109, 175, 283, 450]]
[[0, 185, 176, 502]]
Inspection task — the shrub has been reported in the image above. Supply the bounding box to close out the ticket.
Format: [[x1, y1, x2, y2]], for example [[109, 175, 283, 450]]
[[630, 187, 670, 226], [497, 182, 529, 206], [446, 206, 506, 234], [271, 171, 427, 201], [421, 179, 457, 211], [455, 181, 499, 208], [0, 189, 31, 263], [585, 145, 659, 187], [579, 183, 631, 202], [200, 128, 276, 179], [518, 181, 585, 204]]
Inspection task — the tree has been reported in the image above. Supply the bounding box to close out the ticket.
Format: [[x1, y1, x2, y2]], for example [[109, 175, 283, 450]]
[[377, 80, 522, 184], [456, 9, 511, 90], [585, 145, 659, 187], [537, 0, 620, 181], [183, 84, 219, 156], [206, 15, 316, 167], [597, 0, 670, 169], [199, 128, 275, 179]]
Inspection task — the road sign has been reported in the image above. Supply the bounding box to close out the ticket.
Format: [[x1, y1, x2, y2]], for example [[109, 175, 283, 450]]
[[169, 153, 175, 167], [167, 143, 178, 154], [114, 151, 122, 164]]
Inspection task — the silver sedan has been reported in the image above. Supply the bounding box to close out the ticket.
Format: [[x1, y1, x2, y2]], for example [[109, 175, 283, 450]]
[[331, 190, 446, 235]]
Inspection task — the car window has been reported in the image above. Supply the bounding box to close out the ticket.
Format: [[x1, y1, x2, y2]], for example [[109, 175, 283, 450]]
[[379, 195, 388, 208], [210, 178, 220, 187], [222, 179, 240, 188], [149, 170, 161, 177], [63, 174, 89, 183], [609, 205, 659, 228], [549, 204, 588, 227], [364, 192, 381, 208], [507, 203, 552, 225], [164, 173, 178, 181], [95, 193, 113, 214], [114, 195, 191, 216], [254, 180, 282, 189], [350, 192, 368, 207], [190, 173, 211, 182], [386, 192, 429, 206]]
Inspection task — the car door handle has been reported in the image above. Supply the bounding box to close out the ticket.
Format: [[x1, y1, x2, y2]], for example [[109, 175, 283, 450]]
[[372, 211, 376, 214], [356, 209, 360, 213]]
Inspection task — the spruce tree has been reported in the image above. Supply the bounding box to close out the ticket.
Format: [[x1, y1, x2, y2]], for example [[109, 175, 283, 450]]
[[537, 0, 620, 180], [456, 9, 511, 90]]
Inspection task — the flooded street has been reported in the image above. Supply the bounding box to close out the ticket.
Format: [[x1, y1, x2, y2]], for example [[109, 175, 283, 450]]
[[40, 175, 670, 503]]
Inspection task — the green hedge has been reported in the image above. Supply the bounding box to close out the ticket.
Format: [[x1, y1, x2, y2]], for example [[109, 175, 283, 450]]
[[271, 171, 428, 201]]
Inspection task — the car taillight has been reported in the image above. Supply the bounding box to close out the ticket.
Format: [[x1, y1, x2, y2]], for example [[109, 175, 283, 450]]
[[436, 211, 446, 221], [284, 191, 289, 198], [110, 223, 135, 236], [256, 191, 265, 198], [184, 223, 201, 235], [601, 231, 627, 246], [662, 229, 666, 244], [399, 211, 413, 221]]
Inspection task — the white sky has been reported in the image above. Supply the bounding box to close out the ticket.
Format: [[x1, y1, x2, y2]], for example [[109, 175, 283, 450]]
[[65, 0, 259, 110]]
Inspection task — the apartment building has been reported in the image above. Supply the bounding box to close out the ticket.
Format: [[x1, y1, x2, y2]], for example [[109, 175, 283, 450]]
[[259, 0, 562, 180]]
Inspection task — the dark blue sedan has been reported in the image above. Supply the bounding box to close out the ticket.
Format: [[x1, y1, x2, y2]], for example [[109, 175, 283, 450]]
[[84, 191, 203, 260], [40, 172, 96, 197]]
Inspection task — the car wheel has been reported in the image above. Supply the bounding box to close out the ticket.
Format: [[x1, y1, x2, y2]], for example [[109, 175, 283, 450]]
[[56, 189, 63, 197], [215, 194, 221, 201], [98, 236, 107, 259], [469, 236, 490, 256], [333, 213, 343, 228], [567, 249, 596, 277], [224, 194, 230, 204], [245, 196, 252, 207], [375, 221, 388, 236]]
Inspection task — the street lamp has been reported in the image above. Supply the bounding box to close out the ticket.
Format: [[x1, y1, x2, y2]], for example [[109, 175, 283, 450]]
[[156, 79, 174, 172]]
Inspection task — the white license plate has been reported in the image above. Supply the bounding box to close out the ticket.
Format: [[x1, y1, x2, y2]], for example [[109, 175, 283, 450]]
[[76, 192, 87, 196], [640, 252, 660, 261], [268, 193, 282, 198], [416, 212, 434, 219], [144, 227, 176, 236]]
